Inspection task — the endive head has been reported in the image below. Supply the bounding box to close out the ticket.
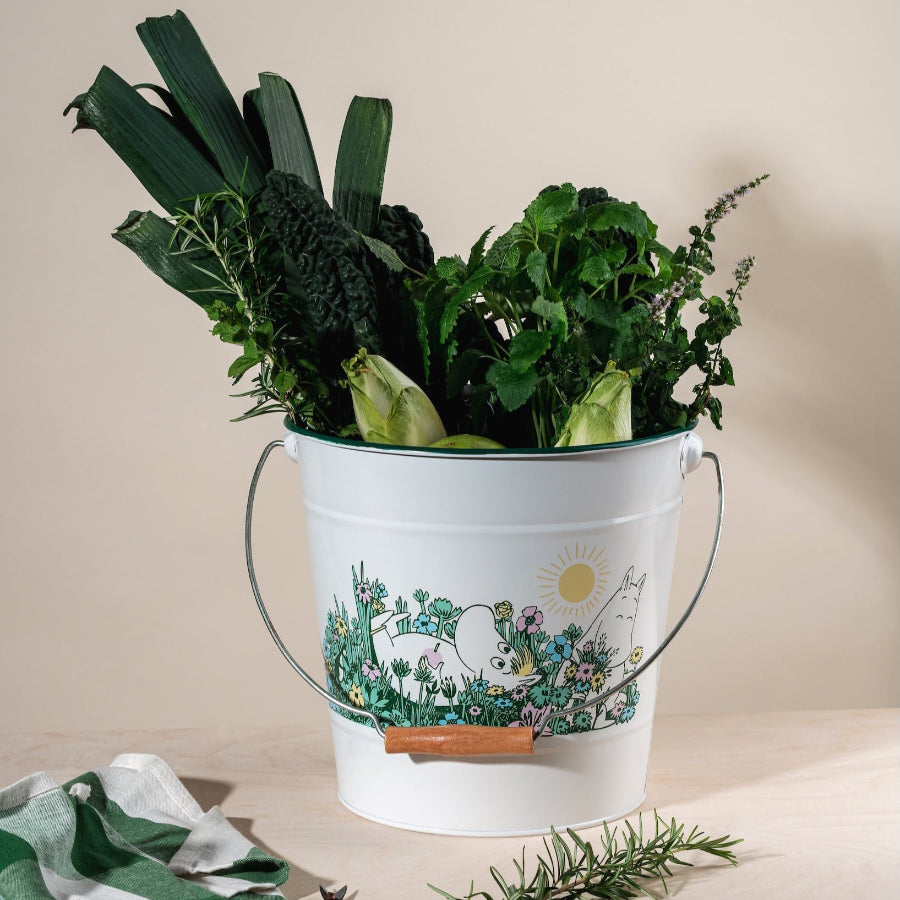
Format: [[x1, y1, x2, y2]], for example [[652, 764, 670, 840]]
[[342, 349, 447, 447], [555, 361, 633, 447]]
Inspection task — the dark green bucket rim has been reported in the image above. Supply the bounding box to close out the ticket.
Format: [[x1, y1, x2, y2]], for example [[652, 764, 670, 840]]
[[283, 417, 698, 457]]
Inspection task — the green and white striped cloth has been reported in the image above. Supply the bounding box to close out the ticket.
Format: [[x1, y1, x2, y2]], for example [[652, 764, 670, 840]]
[[0, 754, 288, 900]]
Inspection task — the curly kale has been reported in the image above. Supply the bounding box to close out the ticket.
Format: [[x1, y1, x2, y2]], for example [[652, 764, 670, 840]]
[[262, 170, 381, 357], [366, 203, 435, 385]]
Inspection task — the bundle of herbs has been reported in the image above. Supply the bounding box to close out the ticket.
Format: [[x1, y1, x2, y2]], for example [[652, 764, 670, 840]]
[[67, 10, 767, 450]]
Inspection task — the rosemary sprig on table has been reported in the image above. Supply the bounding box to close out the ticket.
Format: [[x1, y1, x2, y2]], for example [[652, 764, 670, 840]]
[[430, 812, 741, 900]]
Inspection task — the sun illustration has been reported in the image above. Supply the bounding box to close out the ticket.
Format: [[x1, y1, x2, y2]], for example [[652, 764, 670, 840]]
[[537, 543, 610, 618]]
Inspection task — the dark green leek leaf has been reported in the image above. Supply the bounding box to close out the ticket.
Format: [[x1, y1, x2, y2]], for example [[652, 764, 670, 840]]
[[242, 89, 273, 169], [137, 11, 267, 192], [333, 96, 392, 235], [257, 73, 322, 192], [67, 67, 226, 214], [112, 210, 226, 306]]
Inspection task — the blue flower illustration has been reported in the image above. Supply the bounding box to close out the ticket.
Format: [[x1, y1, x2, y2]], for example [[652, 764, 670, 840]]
[[470, 679, 489, 693], [547, 635, 573, 664], [494, 697, 513, 709], [438, 711, 460, 725], [413, 613, 437, 635], [620, 705, 636, 722]]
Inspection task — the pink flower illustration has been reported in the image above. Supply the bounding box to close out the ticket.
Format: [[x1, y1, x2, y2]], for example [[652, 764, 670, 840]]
[[515, 606, 544, 634]]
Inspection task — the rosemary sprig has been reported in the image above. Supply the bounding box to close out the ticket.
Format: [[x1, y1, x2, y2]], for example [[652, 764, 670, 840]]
[[429, 812, 741, 900]]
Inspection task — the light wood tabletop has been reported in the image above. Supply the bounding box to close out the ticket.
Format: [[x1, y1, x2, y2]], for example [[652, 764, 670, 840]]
[[1, 709, 897, 899]]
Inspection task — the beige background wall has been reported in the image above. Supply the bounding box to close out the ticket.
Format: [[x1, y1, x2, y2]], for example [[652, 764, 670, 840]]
[[2, 0, 897, 736]]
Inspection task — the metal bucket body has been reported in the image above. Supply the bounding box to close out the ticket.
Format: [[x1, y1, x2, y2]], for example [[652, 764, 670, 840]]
[[288, 427, 698, 835]]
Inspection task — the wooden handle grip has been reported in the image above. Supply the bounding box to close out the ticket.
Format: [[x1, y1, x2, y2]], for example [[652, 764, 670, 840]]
[[383, 725, 534, 757]]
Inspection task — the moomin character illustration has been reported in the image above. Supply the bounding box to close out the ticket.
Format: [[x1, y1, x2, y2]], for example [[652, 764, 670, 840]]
[[371, 604, 541, 693], [557, 565, 645, 699]]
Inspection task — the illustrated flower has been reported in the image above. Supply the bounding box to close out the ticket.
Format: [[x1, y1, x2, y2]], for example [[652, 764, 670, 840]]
[[575, 680, 591, 694], [355, 580, 373, 604], [371, 597, 385, 614], [391, 658, 411, 680], [632, 686, 640, 703], [620, 705, 636, 722], [528, 683, 555, 706], [630, 646, 644, 665], [469, 705, 482, 717], [494, 601, 513, 620], [334, 616, 348, 638], [515, 606, 543, 634], [439, 712, 460, 726], [486, 684, 504, 696], [361, 659, 381, 682], [595, 651, 609, 667], [610, 698, 626, 719], [511, 683, 528, 701], [582, 641, 594, 654], [547, 634, 573, 665], [564, 663, 577, 682], [576, 661, 595, 683], [440, 678, 457, 700], [413, 660, 435, 684], [413, 613, 437, 635], [348, 684, 364, 707], [470, 679, 489, 693], [590, 670, 606, 692], [573, 710, 594, 732], [513, 702, 548, 729], [548, 685, 573, 708], [550, 717, 570, 735], [428, 597, 461, 620], [494, 697, 513, 709]]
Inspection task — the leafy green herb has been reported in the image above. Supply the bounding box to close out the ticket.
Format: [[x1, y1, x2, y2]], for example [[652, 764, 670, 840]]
[[429, 812, 741, 899], [411, 177, 768, 446]]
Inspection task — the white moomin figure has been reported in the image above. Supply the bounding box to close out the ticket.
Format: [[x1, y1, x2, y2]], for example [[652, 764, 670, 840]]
[[371, 604, 540, 693], [557, 565, 645, 703]]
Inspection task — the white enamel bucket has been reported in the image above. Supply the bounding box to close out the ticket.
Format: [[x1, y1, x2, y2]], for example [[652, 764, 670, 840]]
[[246, 424, 723, 836]]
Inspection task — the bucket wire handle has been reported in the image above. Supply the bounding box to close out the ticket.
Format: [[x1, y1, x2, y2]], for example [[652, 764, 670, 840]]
[[534, 450, 725, 738], [245, 439, 387, 738]]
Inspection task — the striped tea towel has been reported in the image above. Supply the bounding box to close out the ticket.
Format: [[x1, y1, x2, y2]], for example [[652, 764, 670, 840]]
[[0, 753, 288, 899]]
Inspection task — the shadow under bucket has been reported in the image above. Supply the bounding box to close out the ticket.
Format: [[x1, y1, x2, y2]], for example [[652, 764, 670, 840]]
[[246, 423, 723, 836]]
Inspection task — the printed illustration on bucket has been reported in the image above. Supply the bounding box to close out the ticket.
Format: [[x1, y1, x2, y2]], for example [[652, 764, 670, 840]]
[[325, 563, 646, 734]]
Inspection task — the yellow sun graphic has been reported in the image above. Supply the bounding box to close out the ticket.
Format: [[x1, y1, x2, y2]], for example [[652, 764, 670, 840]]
[[537, 543, 609, 619]]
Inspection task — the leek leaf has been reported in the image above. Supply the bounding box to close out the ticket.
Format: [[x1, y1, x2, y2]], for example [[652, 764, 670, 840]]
[[112, 210, 226, 306], [137, 11, 267, 193], [333, 96, 392, 235], [257, 73, 322, 192], [66, 66, 226, 214]]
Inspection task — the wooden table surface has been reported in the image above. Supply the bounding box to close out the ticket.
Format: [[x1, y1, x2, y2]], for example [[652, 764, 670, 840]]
[[1, 709, 897, 899]]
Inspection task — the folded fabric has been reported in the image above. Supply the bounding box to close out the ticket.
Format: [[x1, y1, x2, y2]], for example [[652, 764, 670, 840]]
[[0, 754, 288, 900]]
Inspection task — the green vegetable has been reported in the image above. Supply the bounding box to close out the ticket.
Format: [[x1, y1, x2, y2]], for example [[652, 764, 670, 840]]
[[262, 170, 381, 357], [430, 435, 505, 450], [342, 349, 447, 447], [555, 362, 632, 447], [430, 811, 741, 899], [412, 176, 767, 446]]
